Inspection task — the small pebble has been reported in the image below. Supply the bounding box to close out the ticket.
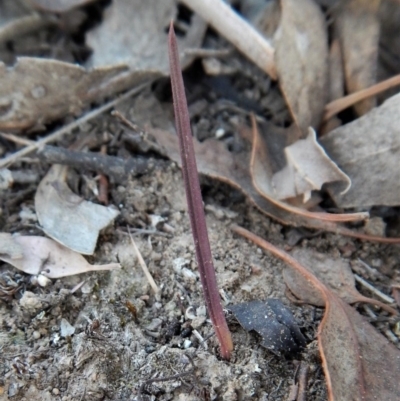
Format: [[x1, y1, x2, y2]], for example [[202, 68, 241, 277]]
[[215, 128, 225, 138], [60, 318, 75, 337], [183, 339, 192, 349], [37, 274, 51, 287], [145, 344, 156, 354]]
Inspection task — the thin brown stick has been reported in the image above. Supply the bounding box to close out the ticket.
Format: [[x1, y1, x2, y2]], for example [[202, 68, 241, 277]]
[[180, 0, 277, 79], [323, 73, 400, 122], [35, 145, 167, 183], [128, 228, 159, 294], [296, 362, 309, 401], [0, 132, 35, 146]]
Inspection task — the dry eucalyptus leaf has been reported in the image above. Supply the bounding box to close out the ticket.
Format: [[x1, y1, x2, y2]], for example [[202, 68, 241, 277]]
[[320, 93, 400, 208], [0, 58, 129, 132], [334, 0, 381, 116], [250, 118, 364, 222], [272, 128, 351, 202], [274, 0, 328, 135], [86, 0, 206, 73], [320, 291, 400, 401], [0, 232, 23, 259], [228, 299, 306, 354], [0, 233, 120, 278], [35, 165, 119, 255], [232, 225, 400, 401], [283, 248, 397, 314], [27, 0, 99, 13]]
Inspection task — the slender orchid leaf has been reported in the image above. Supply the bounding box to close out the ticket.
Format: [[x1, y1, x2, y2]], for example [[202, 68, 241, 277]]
[[168, 22, 233, 360]]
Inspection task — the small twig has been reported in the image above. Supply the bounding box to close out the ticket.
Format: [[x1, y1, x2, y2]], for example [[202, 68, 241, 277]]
[[323, 73, 400, 122], [117, 227, 169, 238], [180, 0, 277, 79], [0, 83, 150, 168], [0, 132, 35, 146], [183, 48, 232, 58], [357, 258, 381, 278], [97, 144, 109, 204], [296, 362, 309, 401], [192, 329, 208, 350], [138, 355, 195, 400], [384, 328, 399, 344], [111, 110, 140, 132], [35, 145, 168, 183], [354, 274, 395, 304], [363, 305, 378, 320], [70, 280, 86, 294], [128, 227, 159, 294]]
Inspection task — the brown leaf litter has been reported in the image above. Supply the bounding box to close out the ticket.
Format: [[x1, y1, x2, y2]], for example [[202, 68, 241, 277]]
[[232, 225, 400, 401], [283, 248, 398, 315], [0, 233, 120, 278], [0, 58, 127, 131]]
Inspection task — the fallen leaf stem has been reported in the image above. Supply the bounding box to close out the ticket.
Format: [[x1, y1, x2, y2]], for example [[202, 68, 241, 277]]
[[323, 73, 400, 122], [168, 24, 233, 359]]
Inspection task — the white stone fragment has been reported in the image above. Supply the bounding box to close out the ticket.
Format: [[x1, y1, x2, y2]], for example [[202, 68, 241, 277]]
[[60, 318, 75, 337]]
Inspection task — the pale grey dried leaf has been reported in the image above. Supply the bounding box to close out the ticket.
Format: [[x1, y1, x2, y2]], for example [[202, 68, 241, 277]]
[[0, 58, 127, 131], [86, 0, 206, 73], [274, 0, 328, 135], [0, 232, 23, 259], [272, 128, 351, 202], [320, 93, 400, 208], [35, 165, 119, 255], [0, 233, 121, 278], [334, 0, 381, 116]]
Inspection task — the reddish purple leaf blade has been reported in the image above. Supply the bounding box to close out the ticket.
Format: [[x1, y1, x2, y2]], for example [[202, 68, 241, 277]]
[[168, 22, 233, 360]]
